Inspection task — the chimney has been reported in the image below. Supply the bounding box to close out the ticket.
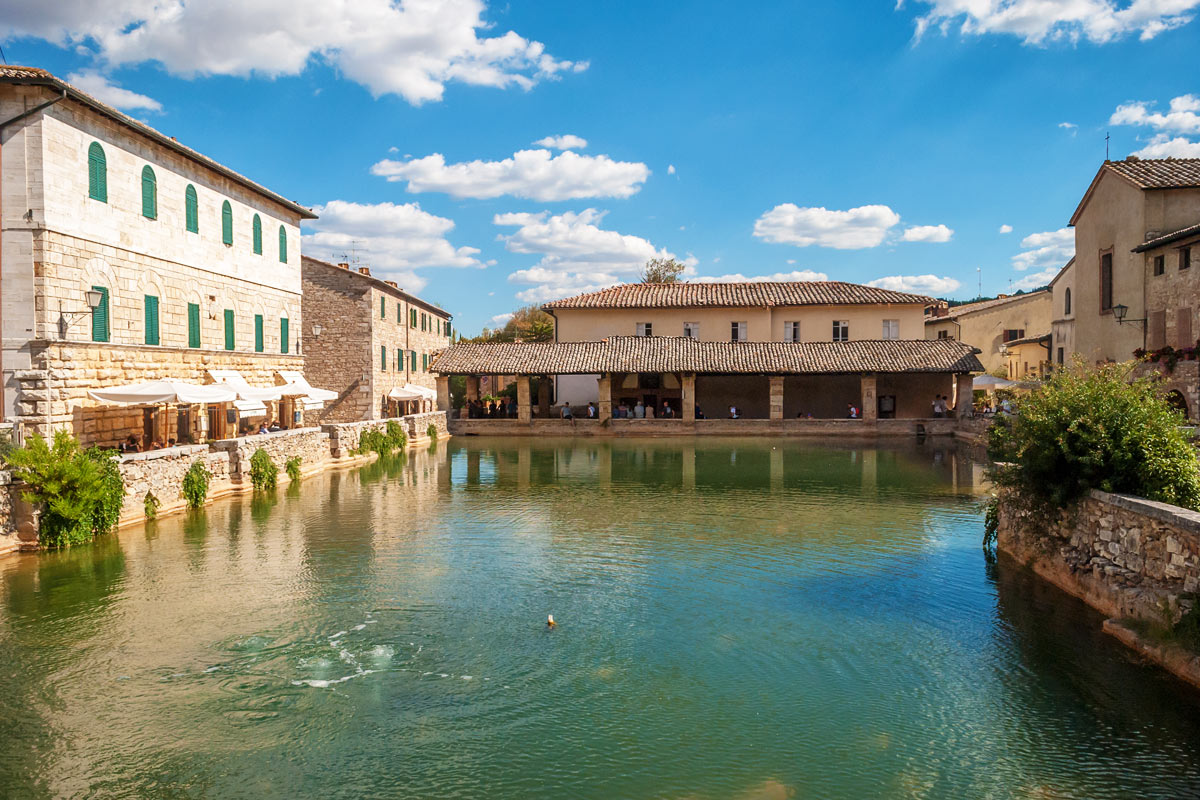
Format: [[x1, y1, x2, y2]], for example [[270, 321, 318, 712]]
[[997, 293, 1008, 299], [1126, 155, 1140, 162], [358, 267, 371, 276], [385, 280, 398, 288], [337, 262, 349, 270]]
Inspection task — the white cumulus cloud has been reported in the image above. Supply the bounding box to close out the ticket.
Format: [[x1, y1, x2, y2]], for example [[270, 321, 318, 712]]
[[371, 148, 650, 201], [867, 274, 962, 294], [495, 209, 690, 303], [904, 0, 1200, 45], [1012, 266, 1061, 290], [753, 204, 902, 249], [693, 270, 830, 283], [1012, 228, 1074, 271], [490, 312, 515, 325], [6, 0, 586, 105], [66, 69, 161, 112], [302, 200, 482, 293], [901, 224, 954, 243], [1132, 134, 1200, 158], [533, 134, 587, 150], [999, 224, 1013, 234], [667, 164, 676, 175], [1111, 94, 1200, 134]]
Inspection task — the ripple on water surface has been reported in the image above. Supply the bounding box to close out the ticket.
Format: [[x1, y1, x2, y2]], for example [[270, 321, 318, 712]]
[[1, 437, 1200, 799]]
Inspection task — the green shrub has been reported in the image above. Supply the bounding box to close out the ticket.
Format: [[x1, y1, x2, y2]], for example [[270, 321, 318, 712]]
[[285, 456, 302, 482], [385, 420, 407, 450], [182, 460, 211, 509], [426, 423, 438, 442], [143, 491, 160, 520], [988, 359, 1200, 512], [5, 432, 126, 549], [249, 448, 278, 491]]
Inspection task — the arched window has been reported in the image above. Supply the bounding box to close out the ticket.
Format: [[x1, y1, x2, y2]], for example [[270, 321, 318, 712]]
[[252, 214, 263, 254], [1064, 287, 1072, 315], [221, 200, 233, 246], [278, 225, 287, 263], [185, 185, 198, 232], [141, 165, 157, 219], [88, 142, 107, 202]]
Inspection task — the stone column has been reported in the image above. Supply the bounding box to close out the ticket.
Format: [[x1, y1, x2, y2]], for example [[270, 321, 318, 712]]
[[435, 376, 450, 411], [769, 375, 784, 421], [861, 374, 877, 421], [597, 373, 613, 421], [955, 373, 973, 417], [537, 376, 550, 418], [682, 373, 696, 421], [517, 376, 532, 422], [466, 376, 480, 403]]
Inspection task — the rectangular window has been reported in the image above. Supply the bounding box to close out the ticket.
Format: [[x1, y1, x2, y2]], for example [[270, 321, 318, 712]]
[[1154, 255, 1166, 276], [187, 302, 201, 348], [223, 309, 235, 351], [783, 321, 800, 342], [381, 345, 387, 371], [380, 296, 386, 318], [422, 313, 428, 332], [731, 321, 747, 342], [254, 314, 264, 353], [422, 353, 428, 371], [1183, 248, 1193, 271], [396, 348, 402, 371], [881, 319, 899, 340], [280, 318, 289, 354], [91, 285, 110, 343], [143, 294, 159, 346], [397, 302, 402, 323], [1057, 347, 1064, 365], [636, 322, 653, 337], [410, 350, 417, 371], [937, 329, 950, 339], [1178, 307, 1193, 347], [1149, 310, 1167, 349], [1100, 251, 1113, 311], [832, 320, 849, 342], [410, 308, 417, 328], [1002, 329, 1025, 343]]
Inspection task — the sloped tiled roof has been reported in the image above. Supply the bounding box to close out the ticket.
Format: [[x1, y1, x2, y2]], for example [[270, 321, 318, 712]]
[[301, 256, 451, 317], [542, 281, 934, 310], [1103, 158, 1200, 189], [925, 289, 1050, 323], [431, 336, 983, 375], [1132, 221, 1200, 253], [0, 66, 316, 219]]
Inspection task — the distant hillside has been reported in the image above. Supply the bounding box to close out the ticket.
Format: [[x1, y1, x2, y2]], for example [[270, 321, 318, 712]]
[[937, 287, 1048, 307]]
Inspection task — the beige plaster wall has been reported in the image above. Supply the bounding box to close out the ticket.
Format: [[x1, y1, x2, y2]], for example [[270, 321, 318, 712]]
[[924, 291, 1051, 373]]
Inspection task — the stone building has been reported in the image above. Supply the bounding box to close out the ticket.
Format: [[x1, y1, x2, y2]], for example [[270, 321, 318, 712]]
[[541, 281, 937, 408], [0, 67, 316, 444], [924, 290, 1052, 374], [301, 255, 452, 422], [1049, 258, 1075, 367]]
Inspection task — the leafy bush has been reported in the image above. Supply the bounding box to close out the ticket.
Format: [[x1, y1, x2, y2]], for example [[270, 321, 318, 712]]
[[182, 460, 211, 509], [285, 456, 302, 482], [386, 420, 407, 450], [5, 432, 126, 548], [356, 424, 406, 457], [143, 491, 160, 520], [988, 360, 1200, 512], [249, 448, 278, 491], [426, 423, 438, 442]]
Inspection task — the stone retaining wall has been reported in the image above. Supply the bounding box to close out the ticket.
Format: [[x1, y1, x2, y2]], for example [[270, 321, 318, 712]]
[[210, 427, 330, 487], [323, 411, 448, 457], [405, 410, 448, 443], [998, 489, 1200, 624], [448, 417, 956, 438], [118, 445, 233, 524]]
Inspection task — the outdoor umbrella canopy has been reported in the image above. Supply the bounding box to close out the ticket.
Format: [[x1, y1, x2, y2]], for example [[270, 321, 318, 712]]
[[274, 371, 338, 403], [972, 374, 1019, 390], [387, 386, 425, 400], [87, 380, 237, 406], [401, 383, 438, 401]]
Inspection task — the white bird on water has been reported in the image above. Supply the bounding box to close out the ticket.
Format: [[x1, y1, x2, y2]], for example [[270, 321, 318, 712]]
[[547, 614, 556, 628]]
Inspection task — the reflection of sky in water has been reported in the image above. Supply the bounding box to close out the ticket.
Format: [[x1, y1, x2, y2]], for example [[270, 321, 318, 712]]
[[1, 437, 1198, 800]]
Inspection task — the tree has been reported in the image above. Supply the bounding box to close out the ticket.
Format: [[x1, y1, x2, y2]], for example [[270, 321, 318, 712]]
[[474, 305, 555, 343], [641, 257, 686, 284]]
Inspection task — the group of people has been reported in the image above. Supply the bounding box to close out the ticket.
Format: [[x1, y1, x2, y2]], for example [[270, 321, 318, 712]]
[[255, 420, 287, 435], [118, 434, 179, 453], [467, 398, 517, 418], [931, 395, 955, 418]]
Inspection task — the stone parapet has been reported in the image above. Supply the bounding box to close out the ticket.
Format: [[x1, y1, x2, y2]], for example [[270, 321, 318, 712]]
[[117, 445, 233, 525], [447, 417, 957, 437], [209, 427, 330, 486]]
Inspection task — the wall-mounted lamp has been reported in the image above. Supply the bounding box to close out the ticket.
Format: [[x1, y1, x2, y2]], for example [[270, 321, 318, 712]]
[[312, 324, 323, 337], [58, 288, 104, 338], [1112, 304, 1146, 328]]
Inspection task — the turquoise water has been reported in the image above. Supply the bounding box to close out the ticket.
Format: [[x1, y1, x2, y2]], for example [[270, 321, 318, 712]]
[[2, 437, 1199, 799]]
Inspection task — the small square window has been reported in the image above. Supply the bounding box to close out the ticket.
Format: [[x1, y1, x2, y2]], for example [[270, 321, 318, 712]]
[[881, 319, 899, 340], [1154, 255, 1166, 276], [731, 321, 747, 342], [783, 321, 800, 342], [683, 322, 699, 339], [832, 320, 849, 342], [937, 330, 951, 339], [1183, 248, 1193, 271], [636, 322, 653, 337]]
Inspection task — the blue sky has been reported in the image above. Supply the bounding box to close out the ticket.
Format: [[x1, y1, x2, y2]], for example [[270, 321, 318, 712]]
[[4, 0, 1200, 333]]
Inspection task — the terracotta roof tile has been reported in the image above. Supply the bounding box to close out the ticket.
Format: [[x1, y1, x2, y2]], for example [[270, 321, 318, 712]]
[[432, 336, 983, 375], [542, 281, 934, 310], [1104, 158, 1200, 190], [925, 289, 1050, 323], [1132, 221, 1200, 252]]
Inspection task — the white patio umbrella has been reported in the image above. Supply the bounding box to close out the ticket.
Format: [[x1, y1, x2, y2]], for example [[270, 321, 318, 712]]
[[971, 374, 1019, 390], [88, 379, 237, 406]]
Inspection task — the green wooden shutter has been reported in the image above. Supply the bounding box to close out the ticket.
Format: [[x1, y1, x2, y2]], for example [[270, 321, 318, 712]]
[[422, 353, 427, 372], [88, 142, 107, 202], [410, 308, 417, 327], [252, 215, 262, 254], [381, 345, 387, 371], [221, 201, 233, 245], [278, 226, 287, 263], [144, 295, 159, 345], [396, 302, 402, 322], [280, 318, 289, 354], [141, 165, 157, 219], [224, 309, 235, 350], [254, 314, 264, 352], [185, 185, 198, 232], [380, 296, 386, 319], [410, 350, 416, 372], [91, 285, 109, 342], [396, 348, 401, 371], [187, 303, 201, 348]]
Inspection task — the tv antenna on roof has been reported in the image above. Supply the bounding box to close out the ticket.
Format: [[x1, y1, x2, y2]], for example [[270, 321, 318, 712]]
[[1106, 131, 1110, 160], [977, 266, 981, 299]]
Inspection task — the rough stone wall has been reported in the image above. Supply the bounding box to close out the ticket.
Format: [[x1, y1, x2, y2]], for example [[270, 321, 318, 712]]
[[118, 445, 233, 523], [15, 340, 304, 445], [209, 428, 330, 487], [1133, 360, 1200, 422], [300, 258, 373, 422], [1143, 237, 1200, 350], [405, 411, 448, 442], [321, 418, 396, 458], [0, 471, 15, 554], [447, 417, 956, 437], [998, 489, 1200, 624]]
